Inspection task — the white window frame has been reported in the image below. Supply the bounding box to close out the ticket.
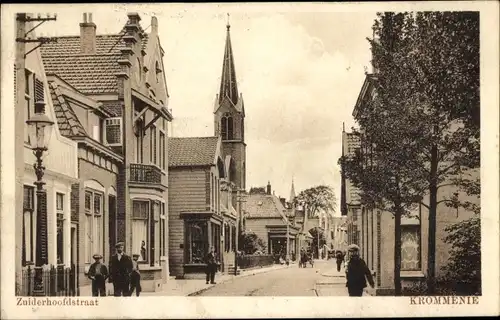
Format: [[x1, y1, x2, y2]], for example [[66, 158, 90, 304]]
[[56, 192, 65, 265], [104, 117, 122, 146], [84, 189, 104, 264], [24, 69, 34, 144]]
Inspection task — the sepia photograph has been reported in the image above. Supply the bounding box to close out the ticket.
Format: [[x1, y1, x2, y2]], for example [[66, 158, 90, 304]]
[[1, 2, 498, 319]]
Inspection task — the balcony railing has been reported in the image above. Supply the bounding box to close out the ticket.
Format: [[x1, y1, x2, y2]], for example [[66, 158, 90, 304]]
[[130, 163, 162, 184]]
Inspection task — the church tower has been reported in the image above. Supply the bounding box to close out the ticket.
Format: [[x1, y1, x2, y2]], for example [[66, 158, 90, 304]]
[[214, 18, 246, 191]]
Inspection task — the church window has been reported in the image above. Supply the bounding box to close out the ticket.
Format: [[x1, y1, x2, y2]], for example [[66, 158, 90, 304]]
[[221, 113, 233, 140]]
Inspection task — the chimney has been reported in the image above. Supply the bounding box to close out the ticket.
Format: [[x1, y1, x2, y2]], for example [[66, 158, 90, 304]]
[[266, 181, 271, 195], [151, 16, 158, 33], [80, 13, 96, 54]]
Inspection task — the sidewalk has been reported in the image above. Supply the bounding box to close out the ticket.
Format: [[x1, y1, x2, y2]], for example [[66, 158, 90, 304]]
[[142, 263, 295, 296], [316, 265, 373, 296]]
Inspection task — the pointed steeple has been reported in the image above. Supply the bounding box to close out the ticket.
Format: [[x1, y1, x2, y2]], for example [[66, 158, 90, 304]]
[[219, 14, 239, 106], [290, 177, 296, 202]]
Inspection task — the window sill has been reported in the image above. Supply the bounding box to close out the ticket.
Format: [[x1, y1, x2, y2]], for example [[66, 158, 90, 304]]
[[401, 270, 425, 278], [139, 264, 162, 271]]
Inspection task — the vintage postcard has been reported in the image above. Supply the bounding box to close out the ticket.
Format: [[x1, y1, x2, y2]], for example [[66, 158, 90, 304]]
[[1, 1, 498, 319]]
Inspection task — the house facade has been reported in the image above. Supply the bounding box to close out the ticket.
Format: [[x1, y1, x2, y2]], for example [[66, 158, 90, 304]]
[[243, 183, 300, 260], [15, 15, 79, 295], [346, 73, 480, 295], [39, 12, 173, 294], [168, 136, 238, 278]]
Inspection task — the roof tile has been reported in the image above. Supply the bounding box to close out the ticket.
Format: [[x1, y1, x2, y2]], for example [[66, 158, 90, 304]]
[[49, 82, 87, 138], [243, 193, 288, 221], [168, 137, 219, 167]]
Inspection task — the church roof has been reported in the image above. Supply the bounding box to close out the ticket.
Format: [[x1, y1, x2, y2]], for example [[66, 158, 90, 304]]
[[168, 136, 220, 167], [219, 23, 239, 107]]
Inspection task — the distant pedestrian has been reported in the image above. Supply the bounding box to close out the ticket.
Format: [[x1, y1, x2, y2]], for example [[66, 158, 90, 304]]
[[88, 254, 108, 297], [335, 250, 344, 272], [205, 247, 217, 284], [345, 244, 374, 297], [109, 242, 133, 296], [129, 254, 142, 296]]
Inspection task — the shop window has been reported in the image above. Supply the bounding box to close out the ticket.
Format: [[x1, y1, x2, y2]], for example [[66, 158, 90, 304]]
[[185, 221, 208, 264]]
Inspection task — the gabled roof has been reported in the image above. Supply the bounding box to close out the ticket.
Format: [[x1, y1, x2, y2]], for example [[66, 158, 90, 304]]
[[49, 81, 87, 138], [40, 24, 149, 95], [42, 54, 122, 95], [168, 136, 220, 167], [244, 193, 288, 221]]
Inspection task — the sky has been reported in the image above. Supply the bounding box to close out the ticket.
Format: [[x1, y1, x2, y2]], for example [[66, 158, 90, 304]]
[[33, 4, 376, 215]]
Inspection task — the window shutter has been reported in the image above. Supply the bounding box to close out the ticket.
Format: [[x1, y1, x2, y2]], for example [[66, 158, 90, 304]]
[[104, 117, 122, 146], [34, 77, 44, 102]]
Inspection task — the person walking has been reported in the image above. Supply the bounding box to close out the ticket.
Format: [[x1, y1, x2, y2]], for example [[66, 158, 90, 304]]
[[205, 247, 217, 285], [129, 254, 142, 297], [88, 254, 108, 297], [345, 244, 374, 297], [335, 250, 344, 272], [109, 242, 133, 296]]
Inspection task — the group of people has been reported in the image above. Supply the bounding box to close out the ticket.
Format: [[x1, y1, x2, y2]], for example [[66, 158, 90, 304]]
[[299, 247, 314, 268], [87, 242, 142, 297]]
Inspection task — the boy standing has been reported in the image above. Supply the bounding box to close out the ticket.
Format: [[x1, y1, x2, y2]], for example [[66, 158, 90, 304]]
[[88, 254, 109, 297], [129, 254, 142, 296]]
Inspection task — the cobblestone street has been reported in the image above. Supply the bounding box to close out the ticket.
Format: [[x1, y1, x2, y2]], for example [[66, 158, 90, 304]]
[[193, 260, 349, 296]]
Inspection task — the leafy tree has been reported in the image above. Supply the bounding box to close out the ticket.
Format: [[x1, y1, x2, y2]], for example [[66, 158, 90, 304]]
[[441, 216, 481, 295], [294, 185, 337, 219], [249, 187, 266, 195], [386, 12, 480, 293], [341, 12, 428, 296], [239, 231, 266, 254]]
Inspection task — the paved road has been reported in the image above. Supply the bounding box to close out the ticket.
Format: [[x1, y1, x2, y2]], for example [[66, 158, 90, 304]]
[[194, 260, 349, 296]]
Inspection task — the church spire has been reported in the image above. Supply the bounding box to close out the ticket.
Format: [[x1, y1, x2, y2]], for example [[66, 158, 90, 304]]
[[219, 13, 239, 106], [290, 177, 296, 202]]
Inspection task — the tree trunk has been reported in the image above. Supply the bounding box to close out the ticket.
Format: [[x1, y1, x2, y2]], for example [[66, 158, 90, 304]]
[[394, 205, 402, 296], [427, 142, 439, 294]]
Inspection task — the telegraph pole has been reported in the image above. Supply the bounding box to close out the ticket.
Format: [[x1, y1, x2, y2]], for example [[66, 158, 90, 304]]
[[15, 12, 57, 295], [234, 189, 246, 275]]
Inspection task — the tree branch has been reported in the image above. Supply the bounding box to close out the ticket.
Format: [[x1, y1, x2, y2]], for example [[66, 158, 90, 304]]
[[420, 202, 430, 209]]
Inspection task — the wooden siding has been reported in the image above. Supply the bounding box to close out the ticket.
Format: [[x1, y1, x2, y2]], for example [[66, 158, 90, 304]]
[[168, 168, 208, 277], [245, 217, 284, 254]]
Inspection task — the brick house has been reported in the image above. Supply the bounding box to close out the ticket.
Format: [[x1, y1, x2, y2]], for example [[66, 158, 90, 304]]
[[39, 12, 173, 294], [243, 183, 300, 260], [168, 136, 238, 278], [345, 73, 479, 295], [15, 15, 79, 295]]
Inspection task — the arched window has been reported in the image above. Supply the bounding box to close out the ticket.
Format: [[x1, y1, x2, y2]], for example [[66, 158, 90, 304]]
[[220, 113, 233, 140]]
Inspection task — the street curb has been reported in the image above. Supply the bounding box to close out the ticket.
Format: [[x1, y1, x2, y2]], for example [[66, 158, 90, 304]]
[[186, 264, 291, 296]]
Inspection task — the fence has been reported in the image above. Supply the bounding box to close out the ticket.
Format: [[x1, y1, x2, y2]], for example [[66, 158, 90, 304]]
[[237, 254, 275, 269], [19, 264, 77, 296]]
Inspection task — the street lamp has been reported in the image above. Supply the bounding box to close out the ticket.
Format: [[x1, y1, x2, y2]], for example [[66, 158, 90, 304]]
[[26, 100, 54, 293]]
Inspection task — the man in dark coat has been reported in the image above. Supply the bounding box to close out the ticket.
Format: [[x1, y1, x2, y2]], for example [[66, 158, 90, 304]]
[[88, 254, 108, 297], [109, 242, 133, 296], [335, 250, 344, 272], [205, 247, 217, 285], [345, 244, 374, 297]]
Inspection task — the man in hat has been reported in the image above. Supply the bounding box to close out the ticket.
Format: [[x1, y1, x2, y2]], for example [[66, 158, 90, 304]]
[[345, 244, 374, 296], [109, 242, 133, 296], [129, 254, 142, 296], [88, 254, 109, 297], [205, 246, 218, 284]]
